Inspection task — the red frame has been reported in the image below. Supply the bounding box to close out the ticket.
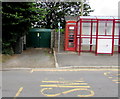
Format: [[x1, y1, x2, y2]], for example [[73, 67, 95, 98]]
[[64, 16, 120, 55]]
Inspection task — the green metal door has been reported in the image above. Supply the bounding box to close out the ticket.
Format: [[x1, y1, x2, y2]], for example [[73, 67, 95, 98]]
[[40, 32, 51, 48], [35, 32, 41, 47], [33, 32, 51, 48], [27, 29, 51, 48]]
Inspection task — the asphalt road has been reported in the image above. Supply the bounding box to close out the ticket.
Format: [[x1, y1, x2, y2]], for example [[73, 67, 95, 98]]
[[2, 68, 119, 98]]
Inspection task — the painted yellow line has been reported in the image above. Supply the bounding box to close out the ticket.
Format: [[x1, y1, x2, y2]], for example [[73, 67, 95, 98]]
[[104, 72, 120, 76], [115, 82, 120, 83], [77, 89, 95, 97], [108, 77, 113, 78], [112, 77, 119, 79], [40, 88, 94, 97], [62, 88, 87, 94], [59, 83, 88, 85], [13, 87, 23, 99], [104, 72, 110, 76], [30, 69, 119, 73], [112, 79, 120, 81], [40, 85, 90, 88], [41, 83, 87, 86], [41, 82, 88, 85], [111, 74, 120, 76], [42, 80, 85, 83], [30, 69, 33, 73], [41, 88, 61, 97]]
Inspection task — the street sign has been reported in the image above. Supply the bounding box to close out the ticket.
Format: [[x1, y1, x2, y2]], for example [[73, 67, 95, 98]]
[[58, 22, 60, 27]]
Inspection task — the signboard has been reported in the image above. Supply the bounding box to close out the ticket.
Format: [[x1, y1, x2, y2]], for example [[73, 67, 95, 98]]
[[97, 39, 112, 53], [69, 26, 74, 29], [58, 22, 60, 27]]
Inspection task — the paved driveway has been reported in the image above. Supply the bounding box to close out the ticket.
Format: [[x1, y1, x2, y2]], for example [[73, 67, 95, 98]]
[[2, 48, 55, 69]]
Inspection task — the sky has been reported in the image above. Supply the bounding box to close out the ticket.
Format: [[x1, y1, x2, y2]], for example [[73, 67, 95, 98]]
[[89, 0, 120, 16]]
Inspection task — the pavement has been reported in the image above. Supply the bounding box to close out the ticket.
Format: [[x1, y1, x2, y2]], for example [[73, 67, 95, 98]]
[[1, 47, 119, 69], [55, 50, 119, 69], [53, 34, 119, 69], [2, 48, 55, 69]]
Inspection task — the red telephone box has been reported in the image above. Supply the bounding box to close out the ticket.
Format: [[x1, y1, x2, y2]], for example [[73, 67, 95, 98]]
[[64, 21, 77, 51], [64, 16, 120, 55]]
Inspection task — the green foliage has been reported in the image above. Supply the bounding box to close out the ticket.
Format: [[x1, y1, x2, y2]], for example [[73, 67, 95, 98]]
[[2, 2, 47, 54], [36, 2, 93, 29], [2, 2, 93, 54], [55, 28, 65, 33]]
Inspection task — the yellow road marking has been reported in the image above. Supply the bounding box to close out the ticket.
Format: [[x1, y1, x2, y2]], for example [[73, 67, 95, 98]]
[[40, 85, 90, 88], [104, 72, 120, 76], [30, 70, 33, 73], [59, 83, 88, 85], [40, 80, 94, 97], [40, 87, 94, 97], [41, 88, 61, 97], [77, 89, 95, 97], [30, 69, 119, 73], [13, 87, 23, 99], [111, 74, 120, 76], [41, 81, 87, 85], [112, 77, 119, 79], [112, 79, 120, 81], [104, 72, 110, 76], [42, 80, 85, 83], [104, 72, 120, 84], [108, 77, 113, 78], [115, 82, 120, 83], [62, 88, 87, 94]]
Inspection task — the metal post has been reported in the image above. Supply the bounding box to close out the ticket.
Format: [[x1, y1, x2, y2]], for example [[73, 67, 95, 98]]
[[58, 22, 60, 52], [95, 20, 99, 56], [111, 19, 115, 56], [90, 20, 93, 52], [79, 19, 82, 55], [119, 20, 120, 53], [81, 0, 84, 16]]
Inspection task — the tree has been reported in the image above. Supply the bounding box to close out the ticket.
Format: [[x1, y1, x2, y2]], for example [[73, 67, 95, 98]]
[[2, 2, 47, 54], [36, 2, 94, 29]]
